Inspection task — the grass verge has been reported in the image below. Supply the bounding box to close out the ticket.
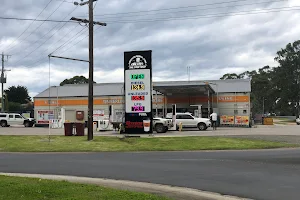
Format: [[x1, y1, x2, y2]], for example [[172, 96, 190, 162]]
[[0, 175, 170, 200], [0, 136, 296, 152]]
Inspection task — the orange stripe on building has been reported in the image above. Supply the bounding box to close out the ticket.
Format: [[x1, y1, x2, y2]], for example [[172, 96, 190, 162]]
[[34, 95, 249, 107]]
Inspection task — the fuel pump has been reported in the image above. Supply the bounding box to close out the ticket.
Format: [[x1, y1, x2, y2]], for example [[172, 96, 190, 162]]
[[96, 105, 114, 131], [190, 104, 202, 118]]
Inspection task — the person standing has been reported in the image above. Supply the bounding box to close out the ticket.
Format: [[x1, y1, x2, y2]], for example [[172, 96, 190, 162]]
[[210, 112, 218, 130]]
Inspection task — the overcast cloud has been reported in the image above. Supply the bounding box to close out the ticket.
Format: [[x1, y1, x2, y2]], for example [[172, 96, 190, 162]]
[[0, 0, 299, 98]]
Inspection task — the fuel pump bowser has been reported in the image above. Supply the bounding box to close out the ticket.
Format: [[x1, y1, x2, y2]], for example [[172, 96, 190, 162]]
[[169, 104, 177, 131], [96, 105, 114, 131]]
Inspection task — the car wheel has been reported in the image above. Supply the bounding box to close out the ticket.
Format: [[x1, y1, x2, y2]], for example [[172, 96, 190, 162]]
[[162, 127, 168, 133], [155, 124, 165, 133], [0, 120, 7, 127], [24, 121, 31, 127], [198, 123, 207, 131], [297, 123, 300, 125]]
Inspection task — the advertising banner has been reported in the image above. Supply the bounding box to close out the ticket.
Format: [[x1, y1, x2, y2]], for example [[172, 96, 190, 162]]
[[235, 116, 249, 125], [241, 116, 249, 125], [220, 115, 234, 125], [220, 115, 227, 125], [227, 116, 235, 124], [37, 110, 54, 124], [124, 50, 153, 134]]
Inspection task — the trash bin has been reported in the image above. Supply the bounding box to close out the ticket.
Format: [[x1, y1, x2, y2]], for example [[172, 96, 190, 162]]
[[75, 122, 85, 136], [263, 117, 273, 125], [64, 123, 73, 136]]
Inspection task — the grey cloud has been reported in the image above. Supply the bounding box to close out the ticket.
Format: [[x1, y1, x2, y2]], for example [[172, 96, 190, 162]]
[[0, 0, 299, 96]]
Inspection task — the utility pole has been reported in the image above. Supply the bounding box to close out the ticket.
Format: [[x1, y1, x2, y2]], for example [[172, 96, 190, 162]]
[[72, 0, 106, 141], [1, 53, 3, 112], [1, 53, 11, 112]]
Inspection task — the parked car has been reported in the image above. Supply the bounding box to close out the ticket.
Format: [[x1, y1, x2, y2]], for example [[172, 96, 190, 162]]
[[0, 113, 36, 127], [153, 117, 173, 133], [118, 117, 173, 133], [166, 112, 211, 131], [296, 117, 300, 125]]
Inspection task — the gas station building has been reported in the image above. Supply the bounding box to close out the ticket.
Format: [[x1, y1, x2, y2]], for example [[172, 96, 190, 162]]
[[34, 79, 251, 126]]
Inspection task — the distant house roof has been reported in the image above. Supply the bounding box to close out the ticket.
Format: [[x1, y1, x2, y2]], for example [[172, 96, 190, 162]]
[[34, 79, 251, 98]]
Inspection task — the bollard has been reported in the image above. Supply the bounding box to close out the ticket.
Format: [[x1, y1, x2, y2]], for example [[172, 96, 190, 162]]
[[179, 122, 183, 132]]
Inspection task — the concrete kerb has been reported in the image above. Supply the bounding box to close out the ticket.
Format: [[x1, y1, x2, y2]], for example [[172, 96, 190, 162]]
[[0, 173, 251, 200]]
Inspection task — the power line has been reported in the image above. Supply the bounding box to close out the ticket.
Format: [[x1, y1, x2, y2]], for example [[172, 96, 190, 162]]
[[13, 2, 77, 64], [6, 0, 66, 55], [59, 26, 101, 54], [2, 0, 54, 53], [46, 25, 80, 51], [90, 0, 265, 17], [22, 27, 101, 68], [55, 0, 74, 3], [102, 6, 300, 24], [50, 26, 87, 54], [93, 0, 286, 20], [0, 16, 76, 23]]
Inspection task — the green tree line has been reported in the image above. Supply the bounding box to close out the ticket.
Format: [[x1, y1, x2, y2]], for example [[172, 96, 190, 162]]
[[220, 40, 300, 116]]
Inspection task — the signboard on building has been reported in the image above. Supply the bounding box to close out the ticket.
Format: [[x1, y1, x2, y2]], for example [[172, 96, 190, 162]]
[[124, 50, 153, 134], [93, 109, 105, 121], [37, 110, 54, 124]]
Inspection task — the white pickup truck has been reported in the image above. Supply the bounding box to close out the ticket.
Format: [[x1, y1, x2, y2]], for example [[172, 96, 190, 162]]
[[153, 117, 173, 133], [0, 113, 36, 127], [166, 112, 211, 131]]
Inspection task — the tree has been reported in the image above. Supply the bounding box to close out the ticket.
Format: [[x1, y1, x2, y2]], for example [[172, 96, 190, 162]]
[[274, 40, 300, 115], [219, 40, 300, 116], [220, 73, 241, 80], [4, 85, 31, 104], [60, 76, 96, 86], [8, 102, 22, 112]]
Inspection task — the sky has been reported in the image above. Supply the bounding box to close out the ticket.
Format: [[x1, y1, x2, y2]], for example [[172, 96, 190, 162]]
[[0, 0, 299, 98]]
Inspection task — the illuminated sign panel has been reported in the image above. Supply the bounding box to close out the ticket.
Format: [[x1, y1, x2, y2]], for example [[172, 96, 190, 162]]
[[131, 96, 145, 101], [131, 106, 145, 112], [125, 69, 151, 113], [131, 84, 145, 90], [131, 74, 144, 79], [124, 50, 153, 134]]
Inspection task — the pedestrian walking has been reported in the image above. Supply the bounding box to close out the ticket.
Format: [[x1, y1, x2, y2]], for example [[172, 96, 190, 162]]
[[210, 112, 218, 130]]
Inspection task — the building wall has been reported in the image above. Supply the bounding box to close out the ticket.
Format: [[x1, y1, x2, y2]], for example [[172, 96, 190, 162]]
[[34, 92, 250, 123]]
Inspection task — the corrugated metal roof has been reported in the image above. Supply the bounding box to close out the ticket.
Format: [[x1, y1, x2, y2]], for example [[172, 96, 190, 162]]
[[34, 79, 251, 98], [203, 79, 251, 93]]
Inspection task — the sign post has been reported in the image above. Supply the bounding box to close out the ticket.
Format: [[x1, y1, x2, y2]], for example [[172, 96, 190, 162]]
[[124, 50, 153, 134]]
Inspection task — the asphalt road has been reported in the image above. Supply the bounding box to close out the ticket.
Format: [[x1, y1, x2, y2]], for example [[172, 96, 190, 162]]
[[1, 149, 300, 200]]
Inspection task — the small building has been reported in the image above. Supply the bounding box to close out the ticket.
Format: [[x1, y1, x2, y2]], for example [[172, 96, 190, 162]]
[[33, 79, 251, 126]]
